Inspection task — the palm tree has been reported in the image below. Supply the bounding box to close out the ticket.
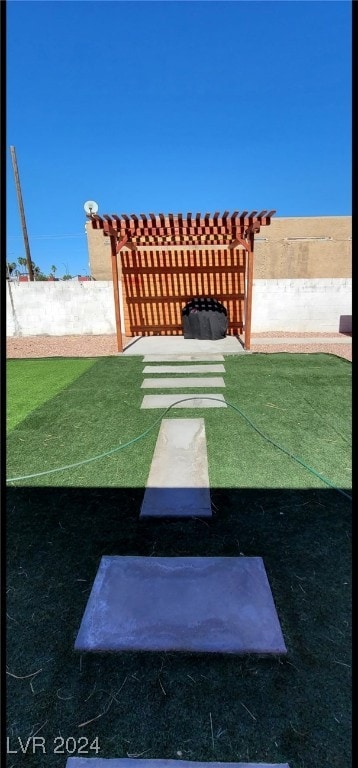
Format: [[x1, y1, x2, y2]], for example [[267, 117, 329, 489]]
[[50, 264, 57, 276], [7, 261, 17, 276], [17, 256, 27, 272]]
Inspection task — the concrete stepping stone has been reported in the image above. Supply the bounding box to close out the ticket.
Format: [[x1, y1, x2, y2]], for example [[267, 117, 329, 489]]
[[141, 394, 227, 409], [74, 556, 287, 654], [67, 760, 289, 767], [141, 377, 225, 389], [143, 354, 225, 361], [143, 364, 225, 374], [140, 419, 211, 518]]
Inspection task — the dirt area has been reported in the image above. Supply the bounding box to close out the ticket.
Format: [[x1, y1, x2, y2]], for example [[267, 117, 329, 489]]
[[6, 332, 352, 361]]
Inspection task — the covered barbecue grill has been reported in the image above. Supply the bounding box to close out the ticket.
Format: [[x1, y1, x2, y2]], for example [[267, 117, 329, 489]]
[[182, 297, 228, 340]]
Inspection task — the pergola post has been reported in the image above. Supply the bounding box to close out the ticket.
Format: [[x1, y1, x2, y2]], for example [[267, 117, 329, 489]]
[[109, 234, 126, 353], [244, 232, 254, 351]]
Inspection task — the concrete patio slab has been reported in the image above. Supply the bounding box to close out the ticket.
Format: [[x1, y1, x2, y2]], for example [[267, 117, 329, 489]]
[[67, 760, 289, 768], [74, 556, 287, 654], [141, 377, 225, 389], [143, 354, 225, 362], [143, 364, 225, 374], [140, 419, 211, 518], [122, 336, 245, 356], [141, 394, 227, 409]]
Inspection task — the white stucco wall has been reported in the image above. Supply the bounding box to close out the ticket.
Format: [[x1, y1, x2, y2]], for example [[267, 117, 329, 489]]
[[6, 281, 118, 337], [251, 278, 352, 333], [6, 278, 352, 337]]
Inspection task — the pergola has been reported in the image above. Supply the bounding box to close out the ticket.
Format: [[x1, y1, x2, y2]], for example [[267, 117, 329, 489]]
[[88, 210, 275, 352]]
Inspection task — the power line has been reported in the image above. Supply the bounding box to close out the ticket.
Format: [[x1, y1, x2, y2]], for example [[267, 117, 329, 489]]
[[7, 233, 86, 240]]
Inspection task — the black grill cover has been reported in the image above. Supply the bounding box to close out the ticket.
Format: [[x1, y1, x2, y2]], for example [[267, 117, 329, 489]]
[[182, 297, 228, 340]]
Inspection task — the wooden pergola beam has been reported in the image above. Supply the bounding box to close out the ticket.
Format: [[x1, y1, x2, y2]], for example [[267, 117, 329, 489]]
[[92, 211, 275, 234], [229, 237, 250, 251], [100, 222, 272, 244]]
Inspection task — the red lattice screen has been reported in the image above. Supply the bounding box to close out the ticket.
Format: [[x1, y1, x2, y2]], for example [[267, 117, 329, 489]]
[[121, 247, 245, 336]]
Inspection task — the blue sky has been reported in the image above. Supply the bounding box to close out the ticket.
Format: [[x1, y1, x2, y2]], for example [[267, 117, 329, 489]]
[[7, 0, 351, 277]]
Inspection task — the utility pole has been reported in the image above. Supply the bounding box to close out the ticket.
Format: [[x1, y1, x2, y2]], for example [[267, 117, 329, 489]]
[[10, 146, 34, 281]]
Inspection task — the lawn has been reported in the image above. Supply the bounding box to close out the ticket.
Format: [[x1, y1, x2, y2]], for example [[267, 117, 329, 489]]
[[6, 353, 351, 768], [6, 358, 97, 432]]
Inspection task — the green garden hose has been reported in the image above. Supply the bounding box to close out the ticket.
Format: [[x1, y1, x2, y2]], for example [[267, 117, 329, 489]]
[[6, 396, 352, 500]]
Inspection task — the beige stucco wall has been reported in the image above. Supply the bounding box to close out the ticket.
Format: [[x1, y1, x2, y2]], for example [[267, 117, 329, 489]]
[[253, 216, 351, 278], [86, 216, 351, 281], [86, 225, 113, 281]]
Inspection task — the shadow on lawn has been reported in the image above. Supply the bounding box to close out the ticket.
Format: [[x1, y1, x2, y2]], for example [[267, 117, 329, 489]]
[[6, 486, 351, 768]]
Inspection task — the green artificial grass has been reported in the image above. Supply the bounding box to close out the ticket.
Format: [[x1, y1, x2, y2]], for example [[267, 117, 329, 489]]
[[6, 354, 352, 493], [6, 357, 96, 432], [6, 353, 351, 768]]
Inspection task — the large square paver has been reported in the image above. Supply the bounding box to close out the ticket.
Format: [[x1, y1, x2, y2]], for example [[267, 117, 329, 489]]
[[141, 394, 227, 409], [67, 760, 289, 768], [75, 557, 287, 654], [141, 377, 225, 389], [143, 364, 226, 374], [140, 419, 211, 517], [143, 354, 225, 361]]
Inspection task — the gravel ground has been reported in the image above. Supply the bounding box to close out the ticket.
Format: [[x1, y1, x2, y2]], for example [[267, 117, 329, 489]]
[[6, 332, 352, 361], [251, 343, 352, 361]]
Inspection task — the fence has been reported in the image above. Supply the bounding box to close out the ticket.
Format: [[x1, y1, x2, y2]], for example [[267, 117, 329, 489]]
[[6, 278, 352, 337]]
